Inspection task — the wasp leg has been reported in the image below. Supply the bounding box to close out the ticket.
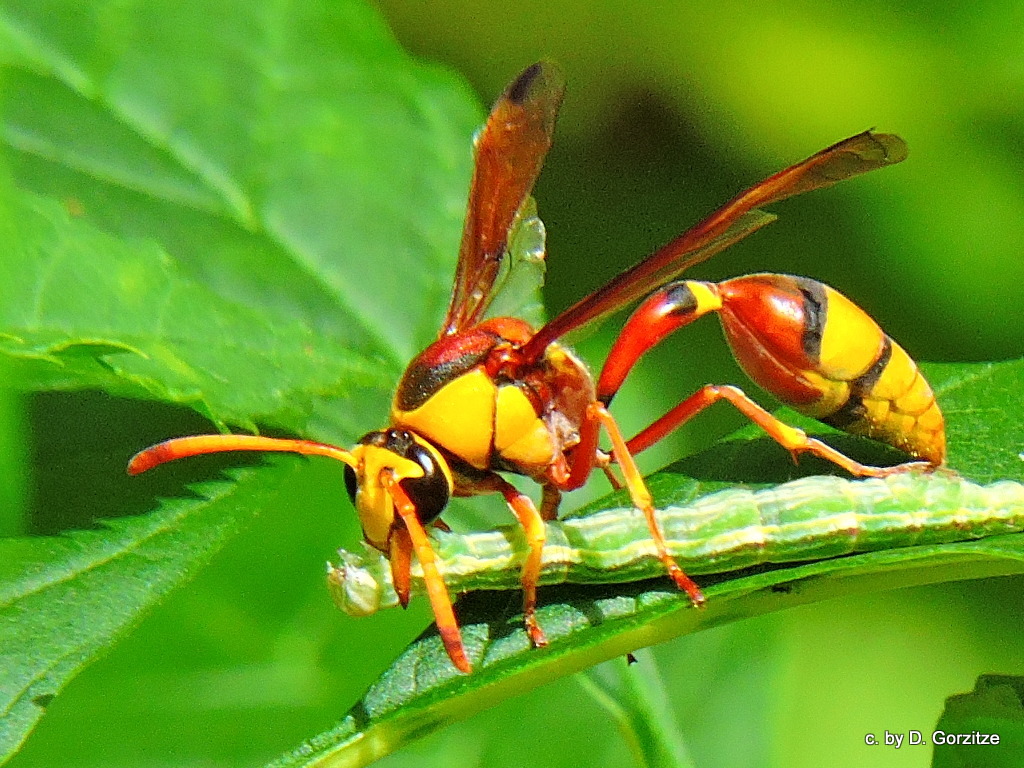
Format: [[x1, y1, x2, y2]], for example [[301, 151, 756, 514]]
[[388, 525, 414, 609], [596, 280, 722, 406], [591, 403, 706, 606], [498, 479, 549, 648], [381, 472, 471, 673], [540, 484, 562, 521], [595, 450, 624, 490], [627, 383, 931, 478]]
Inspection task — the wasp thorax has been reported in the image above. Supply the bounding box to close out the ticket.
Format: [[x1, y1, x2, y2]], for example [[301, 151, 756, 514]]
[[344, 429, 454, 551]]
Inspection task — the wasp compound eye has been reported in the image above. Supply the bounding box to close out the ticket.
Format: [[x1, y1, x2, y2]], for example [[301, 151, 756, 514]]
[[393, 437, 451, 525], [343, 463, 358, 506], [349, 430, 452, 525]]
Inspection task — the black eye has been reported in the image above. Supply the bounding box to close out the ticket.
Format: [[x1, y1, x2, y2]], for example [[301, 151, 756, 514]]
[[395, 438, 450, 525], [343, 464, 358, 506], [348, 430, 451, 524]]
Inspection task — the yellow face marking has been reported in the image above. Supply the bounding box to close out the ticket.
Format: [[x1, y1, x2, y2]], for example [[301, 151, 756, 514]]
[[350, 443, 425, 551], [392, 367, 497, 469], [817, 287, 885, 380], [494, 384, 554, 470]]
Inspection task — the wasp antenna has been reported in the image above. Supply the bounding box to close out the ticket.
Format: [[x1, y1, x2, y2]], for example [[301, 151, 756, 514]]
[[127, 434, 356, 475]]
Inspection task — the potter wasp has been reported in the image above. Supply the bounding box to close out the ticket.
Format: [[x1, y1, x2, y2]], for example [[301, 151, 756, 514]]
[[129, 62, 944, 672]]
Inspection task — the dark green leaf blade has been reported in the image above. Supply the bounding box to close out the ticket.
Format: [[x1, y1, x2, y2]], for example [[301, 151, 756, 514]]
[[0, 459, 303, 763], [929, 359, 1024, 483]]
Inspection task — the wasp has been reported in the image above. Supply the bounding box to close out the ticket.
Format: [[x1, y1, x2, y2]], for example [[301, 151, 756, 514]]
[[129, 62, 944, 673]]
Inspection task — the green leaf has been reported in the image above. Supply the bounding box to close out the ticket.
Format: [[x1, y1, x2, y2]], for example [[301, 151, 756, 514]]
[[933, 675, 1024, 767], [273, 359, 1024, 768], [0, 187, 389, 434], [0, 459, 302, 762]]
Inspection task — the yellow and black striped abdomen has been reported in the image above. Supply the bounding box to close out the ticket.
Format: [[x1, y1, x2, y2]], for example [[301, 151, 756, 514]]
[[718, 274, 945, 464]]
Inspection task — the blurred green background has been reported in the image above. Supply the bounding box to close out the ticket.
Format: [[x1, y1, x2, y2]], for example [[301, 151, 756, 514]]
[[4, 1, 1024, 767]]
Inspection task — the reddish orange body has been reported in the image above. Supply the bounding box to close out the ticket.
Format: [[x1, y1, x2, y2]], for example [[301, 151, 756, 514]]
[[129, 63, 943, 673]]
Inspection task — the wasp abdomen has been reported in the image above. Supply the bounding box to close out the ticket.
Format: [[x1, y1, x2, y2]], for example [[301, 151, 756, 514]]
[[717, 274, 945, 464]]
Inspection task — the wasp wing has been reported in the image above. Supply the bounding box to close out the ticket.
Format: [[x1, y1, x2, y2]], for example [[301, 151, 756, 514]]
[[482, 196, 548, 329], [521, 131, 908, 361], [441, 61, 565, 336]]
